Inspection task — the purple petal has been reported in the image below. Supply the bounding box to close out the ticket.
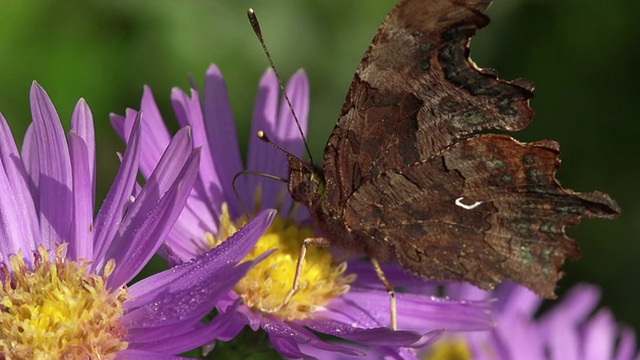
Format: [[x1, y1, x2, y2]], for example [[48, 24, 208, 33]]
[[20, 124, 39, 201], [297, 343, 375, 360], [170, 88, 192, 129], [209, 305, 246, 342], [215, 294, 265, 331], [333, 289, 492, 331], [137, 86, 174, 179], [202, 64, 245, 218], [68, 133, 94, 261], [247, 68, 280, 208], [162, 208, 212, 261], [125, 209, 275, 306], [539, 283, 600, 331], [495, 313, 544, 360], [542, 308, 580, 360], [273, 69, 310, 213], [442, 282, 493, 300], [30, 82, 72, 248], [127, 300, 246, 354], [263, 320, 364, 358], [303, 319, 422, 347], [138, 126, 192, 198], [92, 114, 142, 270], [583, 310, 616, 360], [121, 109, 139, 140], [109, 113, 126, 139], [276, 69, 310, 160], [123, 261, 251, 329], [246, 69, 311, 211], [0, 113, 39, 259], [494, 282, 542, 319], [168, 88, 220, 246], [269, 335, 315, 360], [378, 345, 421, 360], [615, 327, 637, 360], [346, 261, 438, 292], [71, 98, 95, 206], [475, 330, 511, 360], [106, 147, 200, 288]]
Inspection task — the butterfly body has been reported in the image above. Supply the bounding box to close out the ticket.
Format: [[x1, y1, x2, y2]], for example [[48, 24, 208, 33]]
[[287, 0, 620, 298], [288, 155, 397, 263]]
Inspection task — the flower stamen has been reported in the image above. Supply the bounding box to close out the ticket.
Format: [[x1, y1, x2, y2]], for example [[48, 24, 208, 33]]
[[422, 338, 472, 360], [207, 203, 355, 321], [0, 245, 130, 359]]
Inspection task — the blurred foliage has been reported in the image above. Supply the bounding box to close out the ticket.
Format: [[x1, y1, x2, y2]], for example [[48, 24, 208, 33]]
[[1, 0, 638, 352]]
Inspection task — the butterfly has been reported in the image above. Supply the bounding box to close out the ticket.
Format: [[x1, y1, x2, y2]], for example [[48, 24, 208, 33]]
[[275, 0, 621, 326]]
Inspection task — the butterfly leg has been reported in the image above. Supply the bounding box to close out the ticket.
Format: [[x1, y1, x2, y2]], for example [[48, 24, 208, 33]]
[[371, 258, 397, 330], [262, 237, 332, 314]]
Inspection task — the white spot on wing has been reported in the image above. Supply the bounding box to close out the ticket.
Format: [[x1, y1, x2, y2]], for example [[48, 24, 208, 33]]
[[455, 197, 483, 210]]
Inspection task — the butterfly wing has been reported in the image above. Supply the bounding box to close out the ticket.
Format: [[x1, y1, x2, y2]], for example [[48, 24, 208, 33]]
[[344, 135, 619, 297], [323, 0, 534, 213], [320, 0, 620, 297]]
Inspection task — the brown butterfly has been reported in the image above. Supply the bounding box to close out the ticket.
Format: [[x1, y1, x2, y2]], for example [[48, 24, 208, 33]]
[[264, 0, 620, 326], [249, 0, 620, 328]]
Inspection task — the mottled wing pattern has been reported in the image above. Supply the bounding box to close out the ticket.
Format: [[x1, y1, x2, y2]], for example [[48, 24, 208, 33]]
[[322, 0, 534, 213], [308, 0, 620, 298], [345, 135, 619, 297]]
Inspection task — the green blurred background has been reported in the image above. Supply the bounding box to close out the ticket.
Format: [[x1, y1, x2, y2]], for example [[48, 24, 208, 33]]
[[1, 0, 638, 347]]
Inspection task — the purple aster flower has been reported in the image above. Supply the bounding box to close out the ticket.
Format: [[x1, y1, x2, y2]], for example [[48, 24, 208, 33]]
[[298, 282, 640, 360], [111, 65, 493, 358], [413, 282, 640, 360], [0, 82, 275, 359]]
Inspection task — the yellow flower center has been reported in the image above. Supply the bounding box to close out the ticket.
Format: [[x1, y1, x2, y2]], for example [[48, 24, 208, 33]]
[[207, 203, 355, 321], [422, 338, 472, 360], [0, 245, 130, 359]]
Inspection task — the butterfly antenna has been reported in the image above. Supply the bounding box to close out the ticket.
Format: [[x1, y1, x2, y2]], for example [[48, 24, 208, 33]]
[[247, 8, 314, 165], [254, 131, 300, 164]]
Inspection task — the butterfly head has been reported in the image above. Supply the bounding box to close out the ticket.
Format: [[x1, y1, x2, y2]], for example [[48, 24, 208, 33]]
[[287, 155, 325, 209]]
